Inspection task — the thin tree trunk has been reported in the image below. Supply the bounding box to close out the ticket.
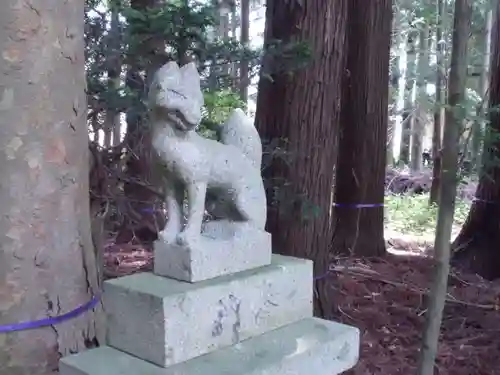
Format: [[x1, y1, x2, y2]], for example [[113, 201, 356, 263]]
[[452, 0, 500, 280], [230, 6, 239, 86], [218, 4, 231, 79], [417, 1, 472, 373], [0, 1, 103, 373], [105, 1, 122, 148], [400, 29, 417, 165], [118, 0, 166, 243], [255, 0, 347, 319], [331, 0, 392, 258], [430, 0, 446, 204], [471, 5, 493, 173], [411, 25, 429, 172], [388, 12, 403, 166], [239, 0, 250, 104]]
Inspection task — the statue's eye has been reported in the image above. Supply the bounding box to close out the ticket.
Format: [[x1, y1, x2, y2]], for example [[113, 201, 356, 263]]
[[168, 89, 187, 99]]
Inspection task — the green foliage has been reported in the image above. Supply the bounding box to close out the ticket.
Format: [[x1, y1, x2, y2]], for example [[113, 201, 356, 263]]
[[199, 89, 245, 138], [123, 2, 218, 67], [85, 0, 262, 139], [385, 194, 470, 237]]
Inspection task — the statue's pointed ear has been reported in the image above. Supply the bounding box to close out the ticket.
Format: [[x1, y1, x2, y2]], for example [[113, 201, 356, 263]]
[[180, 62, 204, 105], [154, 61, 181, 85], [160, 61, 180, 76], [180, 62, 200, 86]]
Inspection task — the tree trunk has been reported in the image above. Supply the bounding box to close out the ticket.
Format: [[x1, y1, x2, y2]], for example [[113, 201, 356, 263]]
[[218, 4, 231, 79], [388, 12, 403, 166], [430, 0, 446, 204], [239, 0, 250, 104], [230, 6, 239, 86], [417, 1, 472, 373], [255, 0, 347, 319], [452, 0, 500, 280], [0, 1, 103, 374], [411, 25, 429, 172], [471, 5, 493, 173], [105, 1, 122, 148], [399, 29, 417, 165], [331, 0, 392, 257], [118, 0, 166, 244]]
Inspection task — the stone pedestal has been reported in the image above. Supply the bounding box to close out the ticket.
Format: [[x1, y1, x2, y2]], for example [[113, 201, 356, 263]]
[[154, 222, 272, 282], [60, 251, 360, 375]]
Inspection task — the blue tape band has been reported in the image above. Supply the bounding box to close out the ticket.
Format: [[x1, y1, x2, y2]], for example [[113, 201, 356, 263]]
[[314, 272, 330, 281], [472, 197, 497, 205], [0, 294, 100, 333], [333, 203, 384, 208]]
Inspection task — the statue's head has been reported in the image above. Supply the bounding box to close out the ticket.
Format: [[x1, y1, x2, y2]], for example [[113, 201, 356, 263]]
[[149, 61, 204, 131]]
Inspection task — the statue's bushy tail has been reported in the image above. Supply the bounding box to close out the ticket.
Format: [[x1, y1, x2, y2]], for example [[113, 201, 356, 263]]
[[219, 108, 262, 169]]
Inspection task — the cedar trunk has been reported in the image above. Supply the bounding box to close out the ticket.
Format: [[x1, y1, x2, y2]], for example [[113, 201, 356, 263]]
[[452, 0, 500, 280], [255, 0, 347, 318], [331, 0, 392, 257], [0, 1, 102, 374]]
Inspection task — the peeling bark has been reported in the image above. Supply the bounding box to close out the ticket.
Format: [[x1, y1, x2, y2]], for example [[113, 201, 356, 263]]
[[331, 0, 392, 257], [255, 0, 347, 318], [0, 1, 103, 374]]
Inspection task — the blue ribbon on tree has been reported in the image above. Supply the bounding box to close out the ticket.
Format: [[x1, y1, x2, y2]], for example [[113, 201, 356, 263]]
[[333, 202, 384, 208], [472, 197, 497, 205], [0, 294, 100, 333]]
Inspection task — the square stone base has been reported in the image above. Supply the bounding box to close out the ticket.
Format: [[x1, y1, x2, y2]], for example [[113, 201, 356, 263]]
[[154, 221, 272, 282], [60, 318, 360, 375]]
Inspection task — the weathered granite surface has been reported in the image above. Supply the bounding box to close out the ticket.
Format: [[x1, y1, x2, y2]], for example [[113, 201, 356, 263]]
[[60, 317, 360, 375], [104, 255, 313, 367]]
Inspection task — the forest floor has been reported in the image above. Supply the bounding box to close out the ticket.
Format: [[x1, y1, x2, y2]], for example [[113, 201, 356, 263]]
[[103, 194, 500, 375]]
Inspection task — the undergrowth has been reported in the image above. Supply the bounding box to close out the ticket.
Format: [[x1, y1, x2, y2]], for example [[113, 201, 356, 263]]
[[385, 194, 470, 237]]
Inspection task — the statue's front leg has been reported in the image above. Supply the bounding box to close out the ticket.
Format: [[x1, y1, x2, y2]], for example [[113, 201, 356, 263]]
[[177, 182, 206, 246], [159, 183, 184, 243]]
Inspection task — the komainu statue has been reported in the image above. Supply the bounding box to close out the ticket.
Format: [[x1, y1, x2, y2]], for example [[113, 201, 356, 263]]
[[149, 61, 267, 250]]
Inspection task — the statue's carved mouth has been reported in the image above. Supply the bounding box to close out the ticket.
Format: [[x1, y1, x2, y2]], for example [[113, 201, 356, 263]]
[[166, 109, 197, 131]]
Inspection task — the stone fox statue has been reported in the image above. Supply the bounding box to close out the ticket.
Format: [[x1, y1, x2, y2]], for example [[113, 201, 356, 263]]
[[149, 61, 267, 246]]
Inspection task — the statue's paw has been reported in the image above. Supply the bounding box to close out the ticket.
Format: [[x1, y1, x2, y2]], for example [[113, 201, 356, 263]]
[[159, 228, 177, 244], [176, 231, 199, 248]]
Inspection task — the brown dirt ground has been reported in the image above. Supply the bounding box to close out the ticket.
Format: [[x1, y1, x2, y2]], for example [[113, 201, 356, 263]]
[[103, 236, 500, 375]]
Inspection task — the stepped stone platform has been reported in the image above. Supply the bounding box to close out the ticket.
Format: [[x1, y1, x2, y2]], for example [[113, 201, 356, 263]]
[[104, 255, 313, 367], [60, 317, 359, 375], [60, 253, 359, 375]]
